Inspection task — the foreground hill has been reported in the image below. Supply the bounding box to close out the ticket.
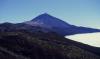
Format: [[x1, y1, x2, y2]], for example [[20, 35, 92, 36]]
[[0, 30, 100, 59]]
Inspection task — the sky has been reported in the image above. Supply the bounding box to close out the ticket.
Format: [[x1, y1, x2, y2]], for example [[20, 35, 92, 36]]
[[0, 0, 100, 29]]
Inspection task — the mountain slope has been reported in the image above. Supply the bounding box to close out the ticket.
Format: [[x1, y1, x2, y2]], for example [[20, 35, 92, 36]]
[[0, 30, 100, 59], [25, 13, 100, 36], [0, 22, 100, 56], [0, 22, 51, 33]]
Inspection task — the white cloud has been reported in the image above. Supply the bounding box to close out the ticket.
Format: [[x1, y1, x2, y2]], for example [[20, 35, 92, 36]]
[[65, 32, 100, 47]]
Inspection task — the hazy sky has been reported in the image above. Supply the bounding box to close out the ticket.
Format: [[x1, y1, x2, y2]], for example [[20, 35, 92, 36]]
[[0, 0, 100, 29]]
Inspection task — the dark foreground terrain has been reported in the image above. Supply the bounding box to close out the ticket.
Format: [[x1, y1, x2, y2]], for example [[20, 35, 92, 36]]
[[0, 30, 100, 59]]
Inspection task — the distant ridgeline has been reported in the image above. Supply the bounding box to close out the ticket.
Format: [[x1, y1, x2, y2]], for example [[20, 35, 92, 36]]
[[0, 13, 100, 36]]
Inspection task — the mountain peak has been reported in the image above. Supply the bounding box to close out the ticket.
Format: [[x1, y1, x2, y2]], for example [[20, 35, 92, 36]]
[[26, 13, 73, 28], [38, 13, 52, 16], [41, 13, 50, 15], [31, 13, 55, 21]]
